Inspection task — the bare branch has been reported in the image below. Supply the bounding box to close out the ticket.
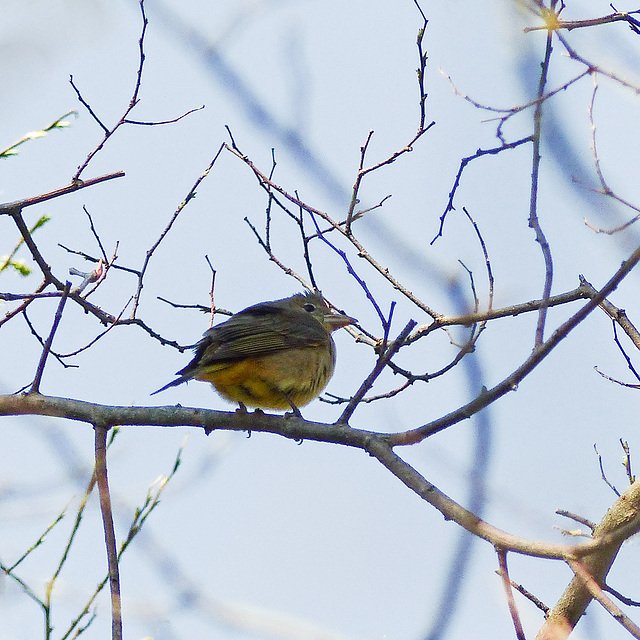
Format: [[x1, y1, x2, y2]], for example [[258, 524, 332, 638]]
[[2, 392, 640, 564], [496, 549, 526, 640], [338, 320, 416, 424], [29, 283, 71, 394], [0, 172, 125, 215], [390, 244, 640, 445], [537, 478, 640, 639], [566, 559, 640, 639], [131, 144, 225, 317], [94, 424, 122, 640], [524, 10, 640, 33], [529, 26, 555, 346]]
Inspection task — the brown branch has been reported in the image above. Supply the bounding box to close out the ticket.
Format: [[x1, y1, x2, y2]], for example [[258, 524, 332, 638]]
[[29, 283, 71, 394], [131, 144, 225, 317], [409, 283, 591, 339], [497, 549, 526, 640], [94, 424, 122, 640], [536, 479, 640, 640], [580, 276, 640, 350], [566, 559, 640, 638], [338, 320, 416, 424], [529, 24, 555, 346], [367, 435, 640, 560], [0, 172, 125, 216], [8, 208, 65, 288], [225, 140, 441, 319], [433, 136, 533, 243], [524, 11, 640, 33], [390, 243, 640, 445], [1, 392, 640, 565]]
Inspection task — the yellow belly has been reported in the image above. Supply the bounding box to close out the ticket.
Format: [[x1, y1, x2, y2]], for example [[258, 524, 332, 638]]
[[194, 346, 336, 409]]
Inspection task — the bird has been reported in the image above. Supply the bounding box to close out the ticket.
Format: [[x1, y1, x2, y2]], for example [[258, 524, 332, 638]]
[[152, 291, 356, 411]]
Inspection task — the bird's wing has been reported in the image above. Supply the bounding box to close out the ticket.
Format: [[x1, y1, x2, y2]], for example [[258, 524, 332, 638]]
[[196, 309, 329, 364]]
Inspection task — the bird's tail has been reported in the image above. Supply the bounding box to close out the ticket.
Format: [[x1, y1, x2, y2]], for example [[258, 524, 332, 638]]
[[150, 374, 191, 396]]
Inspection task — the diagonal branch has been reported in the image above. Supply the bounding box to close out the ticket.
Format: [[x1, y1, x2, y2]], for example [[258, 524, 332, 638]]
[[536, 479, 640, 639], [29, 283, 71, 394], [390, 242, 640, 445]]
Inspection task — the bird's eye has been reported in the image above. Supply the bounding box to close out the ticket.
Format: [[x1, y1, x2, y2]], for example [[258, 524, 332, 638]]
[[303, 303, 316, 313]]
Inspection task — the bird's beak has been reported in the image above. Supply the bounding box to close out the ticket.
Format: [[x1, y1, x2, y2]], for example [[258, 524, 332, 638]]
[[323, 311, 357, 332]]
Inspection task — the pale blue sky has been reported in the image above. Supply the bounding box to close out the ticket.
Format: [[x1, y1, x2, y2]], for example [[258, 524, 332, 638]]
[[2, 2, 640, 639]]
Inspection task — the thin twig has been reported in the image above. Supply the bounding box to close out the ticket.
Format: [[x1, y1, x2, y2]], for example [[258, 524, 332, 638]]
[[345, 6, 432, 233], [205, 255, 217, 329], [45, 473, 97, 630], [30, 283, 71, 394], [498, 572, 549, 614], [524, 10, 640, 33], [308, 210, 387, 326], [497, 548, 527, 640], [225, 140, 440, 319], [131, 144, 225, 316], [94, 423, 122, 640], [124, 105, 205, 125], [0, 280, 49, 328], [433, 137, 533, 243], [594, 443, 620, 496], [390, 242, 640, 445], [604, 583, 640, 608], [57, 298, 133, 358], [556, 510, 597, 532], [529, 23, 555, 346], [72, 0, 148, 178], [621, 439, 635, 484], [338, 320, 416, 424]]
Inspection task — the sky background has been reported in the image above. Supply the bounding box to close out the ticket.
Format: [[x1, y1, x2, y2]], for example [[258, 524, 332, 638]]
[[2, 1, 640, 639]]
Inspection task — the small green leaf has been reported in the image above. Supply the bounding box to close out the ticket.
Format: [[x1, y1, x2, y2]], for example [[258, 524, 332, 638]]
[[12, 260, 32, 276], [0, 110, 78, 158], [31, 215, 51, 232]]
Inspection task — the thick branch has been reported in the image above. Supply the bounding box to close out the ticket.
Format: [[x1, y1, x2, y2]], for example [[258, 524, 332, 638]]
[[1, 392, 638, 565], [536, 480, 640, 640]]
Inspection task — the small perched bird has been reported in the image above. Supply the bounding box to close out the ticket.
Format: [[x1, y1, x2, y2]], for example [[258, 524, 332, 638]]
[[152, 292, 356, 411]]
